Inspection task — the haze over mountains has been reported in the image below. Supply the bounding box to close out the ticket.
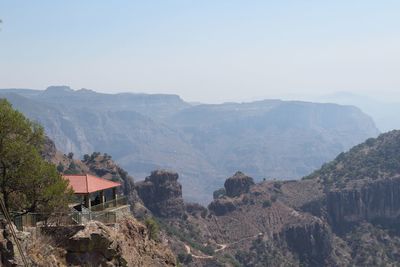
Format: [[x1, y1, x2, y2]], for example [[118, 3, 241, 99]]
[[0, 86, 379, 203], [315, 92, 400, 132]]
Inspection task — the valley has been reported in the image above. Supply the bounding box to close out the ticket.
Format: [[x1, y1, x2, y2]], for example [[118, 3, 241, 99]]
[[0, 86, 379, 203]]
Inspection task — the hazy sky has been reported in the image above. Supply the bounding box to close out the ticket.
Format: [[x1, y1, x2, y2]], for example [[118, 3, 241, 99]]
[[1, 1, 400, 103]]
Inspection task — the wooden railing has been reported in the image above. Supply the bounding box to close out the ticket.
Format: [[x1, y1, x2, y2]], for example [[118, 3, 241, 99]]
[[9, 209, 120, 230], [90, 196, 128, 212]]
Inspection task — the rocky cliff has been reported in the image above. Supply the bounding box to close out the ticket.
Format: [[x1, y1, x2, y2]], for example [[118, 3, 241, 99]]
[[2, 217, 176, 266], [152, 129, 400, 266], [145, 171, 340, 266], [36, 130, 400, 266], [224, 171, 254, 197], [65, 218, 176, 266], [306, 130, 400, 233], [136, 170, 185, 218], [280, 221, 333, 266], [327, 176, 400, 232]]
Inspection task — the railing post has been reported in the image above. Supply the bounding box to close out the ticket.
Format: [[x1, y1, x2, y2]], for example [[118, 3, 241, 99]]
[[99, 190, 105, 210], [112, 188, 117, 207]]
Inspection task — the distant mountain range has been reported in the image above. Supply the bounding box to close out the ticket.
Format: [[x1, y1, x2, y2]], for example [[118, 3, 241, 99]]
[[316, 92, 400, 132], [0, 86, 379, 203]]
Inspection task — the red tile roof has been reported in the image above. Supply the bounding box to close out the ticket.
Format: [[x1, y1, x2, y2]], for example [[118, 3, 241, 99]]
[[63, 174, 121, 194]]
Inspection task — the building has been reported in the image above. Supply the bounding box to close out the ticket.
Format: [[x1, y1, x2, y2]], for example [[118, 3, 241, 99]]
[[63, 174, 122, 210]]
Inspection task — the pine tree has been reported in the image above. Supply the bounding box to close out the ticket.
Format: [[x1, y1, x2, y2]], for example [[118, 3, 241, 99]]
[[0, 99, 72, 212]]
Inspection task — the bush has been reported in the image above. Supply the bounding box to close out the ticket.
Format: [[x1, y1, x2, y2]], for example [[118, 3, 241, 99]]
[[203, 245, 215, 256], [145, 218, 160, 241], [200, 209, 208, 219], [262, 200, 272, 208], [56, 162, 64, 172], [177, 253, 193, 264], [213, 188, 226, 199]]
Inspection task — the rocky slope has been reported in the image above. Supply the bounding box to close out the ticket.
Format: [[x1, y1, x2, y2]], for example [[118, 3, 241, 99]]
[[304, 130, 400, 233], [0, 86, 379, 203], [13, 125, 400, 266], [1, 217, 176, 266], [133, 131, 400, 266]]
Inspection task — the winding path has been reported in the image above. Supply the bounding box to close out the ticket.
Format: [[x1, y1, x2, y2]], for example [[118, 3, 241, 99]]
[[184, 244, 213, 259], [183, 232, 263, 259]]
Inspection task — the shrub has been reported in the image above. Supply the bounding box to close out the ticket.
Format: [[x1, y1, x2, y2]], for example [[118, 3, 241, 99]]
[[262, 200, 272, 208], [56, 162, 64, 172], [213, 188, 226, 199], [145, 218, 160, 241], [177, 253, 193, 264]]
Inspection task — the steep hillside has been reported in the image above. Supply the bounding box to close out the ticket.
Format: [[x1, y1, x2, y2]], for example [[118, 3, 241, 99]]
[[305, 130, 400, 188], [0, 87, 379, 203], [135, 131, 400, 266], [1, 217, 176, 266], [303, 130, 400, 232]]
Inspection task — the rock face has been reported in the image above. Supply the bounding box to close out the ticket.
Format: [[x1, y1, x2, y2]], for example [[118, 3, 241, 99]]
[[65, 219, 175, 266], [25, 217, 176, 266], [66, 221, 123, 265], [82, 152, 137, 201], [224, 171, 254, 197], [0, 219, 21, 266], [327, 177, 400, 232], [281, 221, 333, 266], [136, 170, 185, 218], [208, 171, 254, 215], [208, 198, 237, 216]]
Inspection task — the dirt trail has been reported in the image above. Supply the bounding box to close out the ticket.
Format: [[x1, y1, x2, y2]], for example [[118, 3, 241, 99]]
[[184, 244, 213, 259], [184, 232, 263, 259]]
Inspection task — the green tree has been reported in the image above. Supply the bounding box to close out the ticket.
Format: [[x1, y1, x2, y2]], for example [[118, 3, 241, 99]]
[[82, 154, 90, 162], [145, 217, 160, 241], [56, 162, 64, 172], [0, 99, 72, 212]]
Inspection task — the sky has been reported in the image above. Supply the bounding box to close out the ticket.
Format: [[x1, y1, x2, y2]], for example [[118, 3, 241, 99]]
[[1, 1, 400, 103]]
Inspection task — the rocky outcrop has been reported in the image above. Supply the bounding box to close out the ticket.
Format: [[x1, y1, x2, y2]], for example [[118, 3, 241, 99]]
[[136, 170, 185, 218], [29, 217, 176, 266], [224, 171, 254, 197], [327, 177, 400, 232], [207, 172, 254, 216], [66, 221, 123, 265], [208, 198, 237, 216], [0, 219, 34, 267], [280, 221, 333, 266], [0, 219, 21, 266], [83, 152, 137, 201]]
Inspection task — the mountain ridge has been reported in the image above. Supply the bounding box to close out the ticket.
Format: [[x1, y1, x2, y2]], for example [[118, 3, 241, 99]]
[[0, 86, 379, 203]]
